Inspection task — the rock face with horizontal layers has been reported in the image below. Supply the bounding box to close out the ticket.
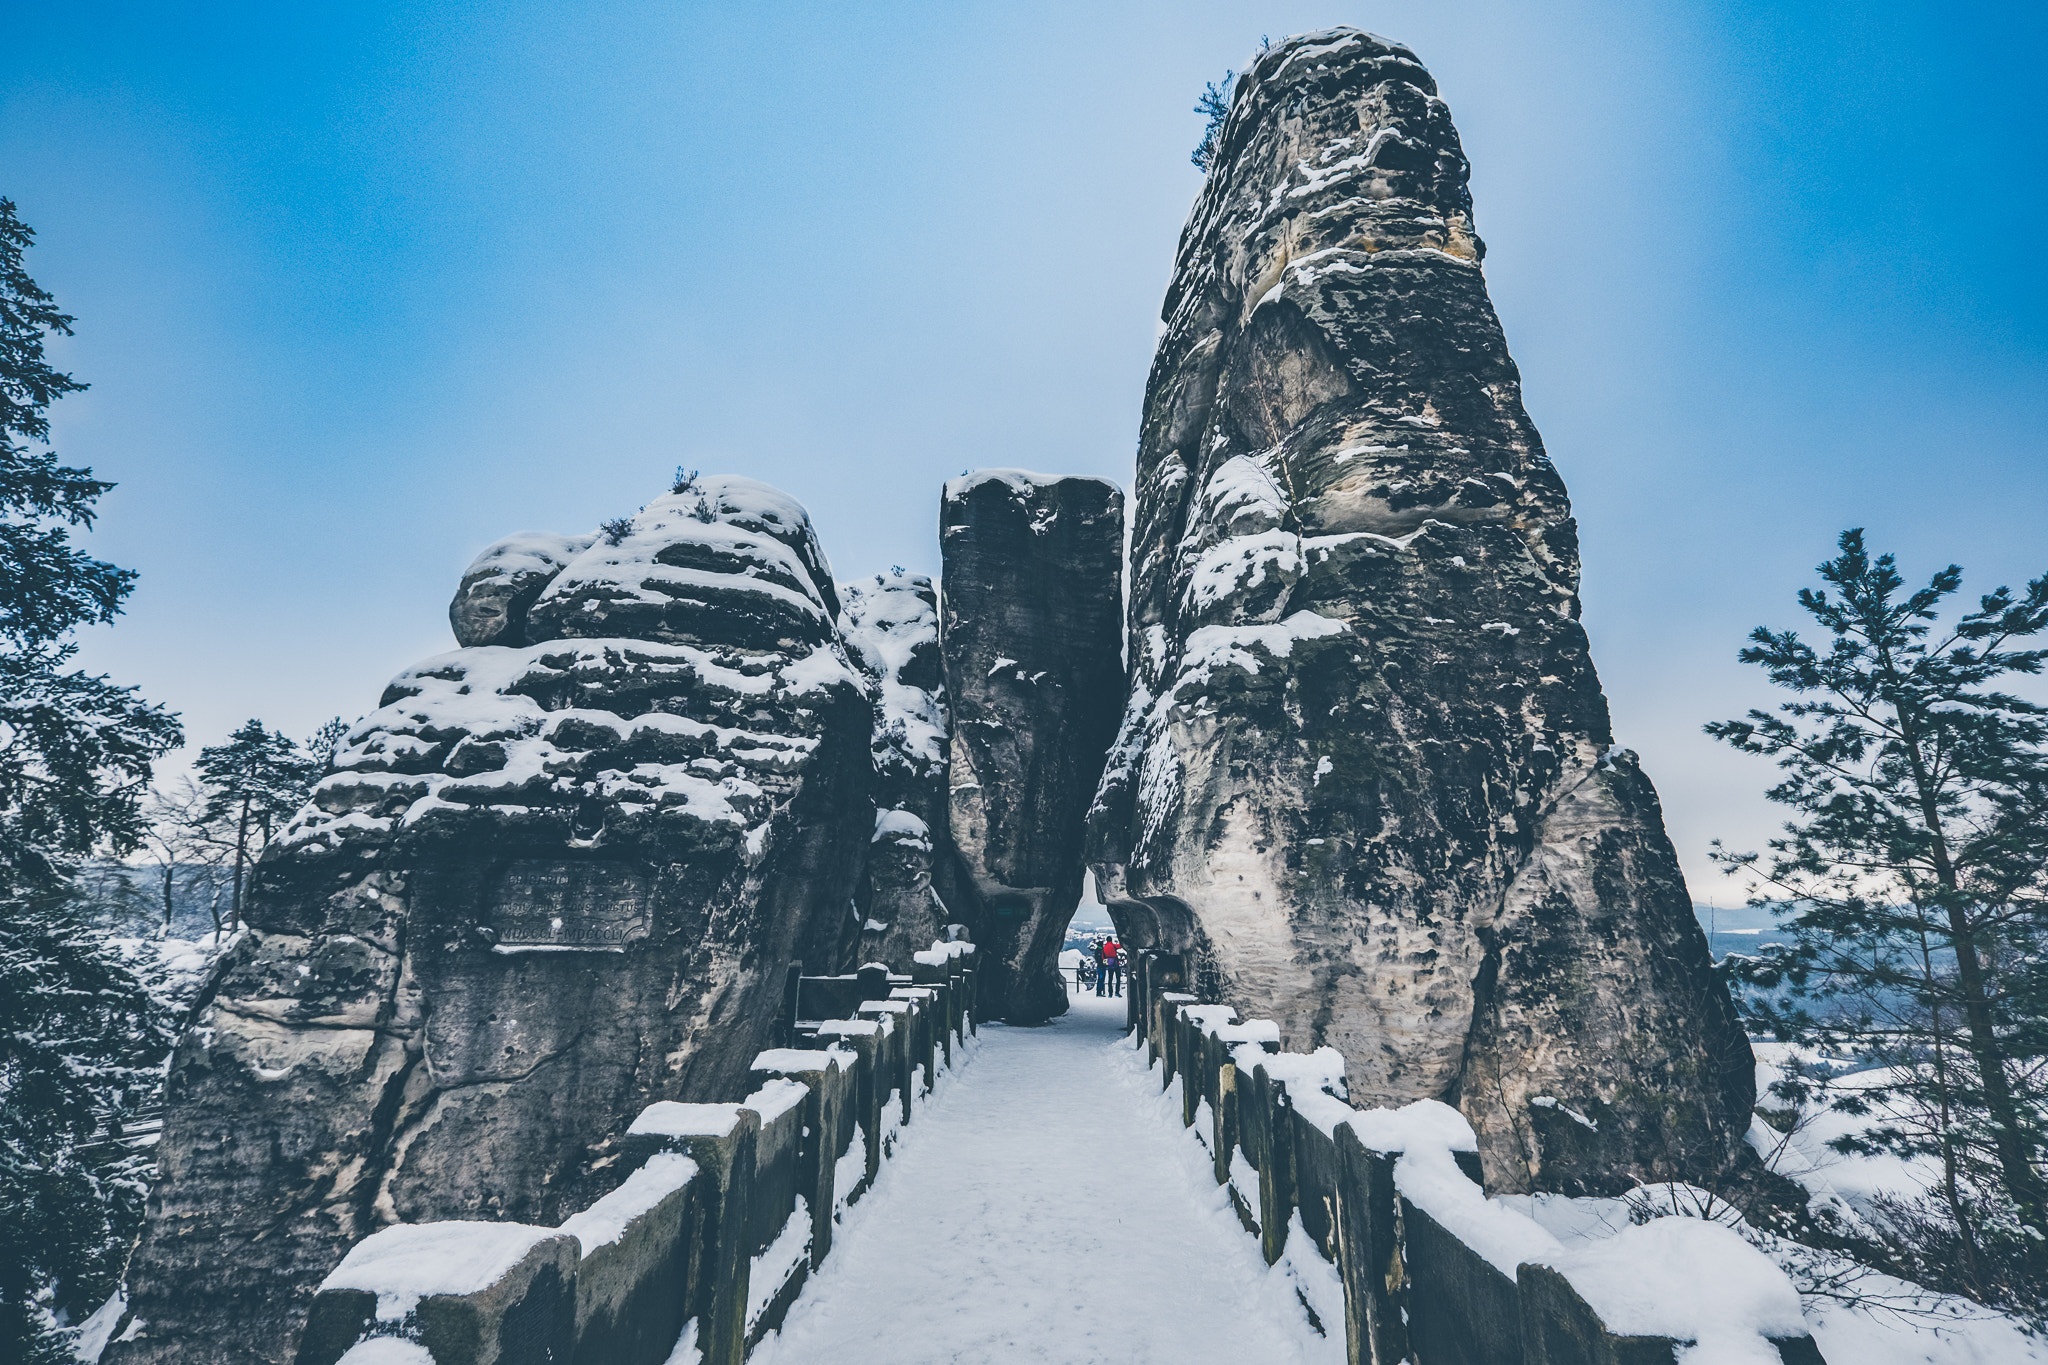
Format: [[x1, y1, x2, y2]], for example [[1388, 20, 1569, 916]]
[[941, 471, 1125, 1022], [448, 530, 596, 647], [839, 568, 962, 969], [1087, 29, 1753, 1194], [108, 477, 873, 1365]]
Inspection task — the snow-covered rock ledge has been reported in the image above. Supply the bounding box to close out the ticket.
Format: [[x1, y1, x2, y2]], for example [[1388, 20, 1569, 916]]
[[291, 947, 979, 1365]]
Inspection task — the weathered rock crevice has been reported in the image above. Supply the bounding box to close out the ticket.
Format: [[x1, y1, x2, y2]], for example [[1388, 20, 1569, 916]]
[[838, 569, 968, 973]]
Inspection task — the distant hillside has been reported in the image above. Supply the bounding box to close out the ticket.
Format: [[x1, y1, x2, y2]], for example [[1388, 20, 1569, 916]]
[[1694, 902, 1790, 963]]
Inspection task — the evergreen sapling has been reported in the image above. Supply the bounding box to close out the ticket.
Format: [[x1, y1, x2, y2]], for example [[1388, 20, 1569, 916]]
[[1709, 529, 2048, 1303]]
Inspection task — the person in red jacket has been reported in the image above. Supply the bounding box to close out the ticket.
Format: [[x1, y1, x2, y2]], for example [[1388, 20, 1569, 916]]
[[1102, 936, 1122, 997]]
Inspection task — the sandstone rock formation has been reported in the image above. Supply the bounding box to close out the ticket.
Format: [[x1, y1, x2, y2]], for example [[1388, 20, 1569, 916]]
[[448, 530, 596, 647], [1086, 30, 1753, 1194], [940, 471, 1124, 1022], [109, 477, 873, 1365], [839, 568, 962, 968]]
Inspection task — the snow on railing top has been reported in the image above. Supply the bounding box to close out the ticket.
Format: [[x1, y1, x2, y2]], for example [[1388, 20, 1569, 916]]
[[813, 1018, 888, 1039], [1156, 969, 1823, 1364], [754, 1046, 854, 1069], [1551, 1218, 1806, 1356], [740, 1077, 812, 1124], [336, 1339, 433, 1365], [319, 1221, 566, 1323], [912, 939, 975, 967], [559, 1153, 699, 1254], [627, 1101, 746, 1140]]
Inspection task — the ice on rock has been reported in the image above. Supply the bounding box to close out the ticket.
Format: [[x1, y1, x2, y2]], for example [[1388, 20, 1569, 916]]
[[533, 476, 840, 644], [450, 530, 596, 648], [871, 808, 930, 844], [839, 567, 957, 970], [282, 477, 870, 857], [839, 570, 948, 778], [940, 467, 1121, 502]]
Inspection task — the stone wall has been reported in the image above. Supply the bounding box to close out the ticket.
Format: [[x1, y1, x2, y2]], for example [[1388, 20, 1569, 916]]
[[293, 948, 977, 1365], [1128, 952, 1826, 1365]]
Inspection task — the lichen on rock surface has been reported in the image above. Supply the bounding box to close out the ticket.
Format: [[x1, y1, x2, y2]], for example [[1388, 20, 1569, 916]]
[[108, 476, 874, 1365], [1086, 28, 1755, 1195]]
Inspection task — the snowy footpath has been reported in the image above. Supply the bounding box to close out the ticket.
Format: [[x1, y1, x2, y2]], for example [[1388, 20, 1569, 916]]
[[750, 990, 1341, 1365]]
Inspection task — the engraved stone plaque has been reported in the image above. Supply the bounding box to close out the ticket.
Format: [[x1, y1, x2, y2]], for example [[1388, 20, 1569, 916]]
[[490, 860, 651, 951]]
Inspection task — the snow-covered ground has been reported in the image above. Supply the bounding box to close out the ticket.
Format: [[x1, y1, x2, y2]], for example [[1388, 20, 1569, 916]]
[[1747, 1041, 1945, 1220], [750, 992, 1339, 1365]]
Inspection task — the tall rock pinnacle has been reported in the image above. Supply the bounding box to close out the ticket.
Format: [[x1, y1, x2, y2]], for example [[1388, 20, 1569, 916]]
[[941, 471, 1125, 1022], [1088, 29, 1754, 1193]]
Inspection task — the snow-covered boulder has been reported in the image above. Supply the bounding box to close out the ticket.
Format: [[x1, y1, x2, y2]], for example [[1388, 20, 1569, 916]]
[[527, 477, 841, 652], [108, 476, 874, 1365], [448, 529, 595, 647]]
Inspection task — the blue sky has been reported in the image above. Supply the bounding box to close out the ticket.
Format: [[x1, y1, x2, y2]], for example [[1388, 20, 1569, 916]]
[[5, 1, 2044, 894]]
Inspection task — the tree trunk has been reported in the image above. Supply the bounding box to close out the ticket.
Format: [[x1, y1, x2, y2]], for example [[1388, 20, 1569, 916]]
[[1901, 722, 2048, 1260], [231, 795, 250, 932], [1920, 934, 1980, 1283], [1941, 897, 2048, 1255]]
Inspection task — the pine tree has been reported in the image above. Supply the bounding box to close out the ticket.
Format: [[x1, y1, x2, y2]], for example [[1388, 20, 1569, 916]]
[[194, 719, 319, 930], [1708, 529, 2048, 1298], [305, 715, 349, 770], [0, 198, 182, 1358], [0, 199, 182, 899], [0, 900, 173, 1359], [1190, 71, 1235, 171]]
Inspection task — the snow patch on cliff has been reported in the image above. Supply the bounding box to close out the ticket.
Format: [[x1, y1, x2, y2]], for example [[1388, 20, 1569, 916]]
[[839, 570, 947, 779]]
